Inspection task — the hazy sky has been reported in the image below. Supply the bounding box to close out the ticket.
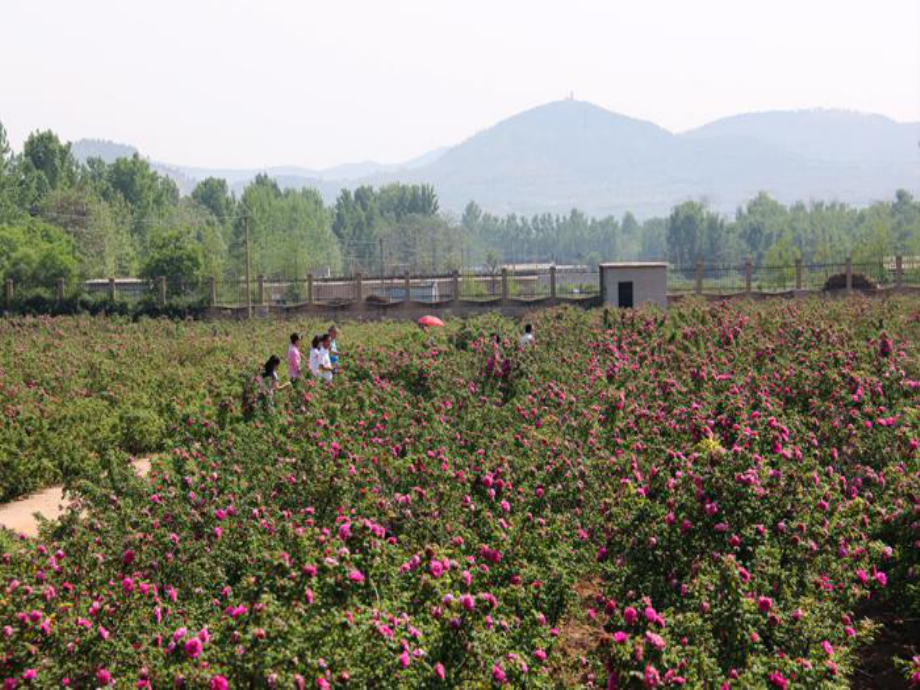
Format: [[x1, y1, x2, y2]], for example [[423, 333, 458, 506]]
[[2, 0, 918, 169]]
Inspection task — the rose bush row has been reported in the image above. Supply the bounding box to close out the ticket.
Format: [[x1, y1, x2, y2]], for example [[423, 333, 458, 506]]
[[1, 299, 918, 686]]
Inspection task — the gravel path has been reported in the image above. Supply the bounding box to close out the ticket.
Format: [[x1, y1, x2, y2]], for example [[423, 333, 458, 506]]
[[0, 458, 151, 538]]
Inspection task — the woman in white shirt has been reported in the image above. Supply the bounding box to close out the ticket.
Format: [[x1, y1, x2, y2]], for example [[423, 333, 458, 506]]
[[308, 335, 321, 378], [315, 333, 335, 383]]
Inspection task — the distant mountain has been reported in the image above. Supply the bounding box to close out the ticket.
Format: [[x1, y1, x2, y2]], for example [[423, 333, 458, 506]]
[[70, 138, 199, 194], [396, 101, 691, 216], [394, 101, 919, 216], [71, 102, 919, 216], [322, 148, 448, 180], [71, 139, 138, 163], [684, 109, 920, 164]]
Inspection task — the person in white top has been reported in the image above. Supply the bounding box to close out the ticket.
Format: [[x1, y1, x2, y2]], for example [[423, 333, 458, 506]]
[[316, 333, 335, 383], [308, 334, 321, 378], [519, 323, 535, 347]]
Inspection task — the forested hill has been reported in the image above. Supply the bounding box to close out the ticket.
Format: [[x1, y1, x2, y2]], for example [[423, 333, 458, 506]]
[[71, 101, 919, 217]]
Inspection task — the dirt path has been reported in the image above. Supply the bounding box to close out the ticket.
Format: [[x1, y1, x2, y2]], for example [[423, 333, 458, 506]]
[[0, 457, 151, 538]]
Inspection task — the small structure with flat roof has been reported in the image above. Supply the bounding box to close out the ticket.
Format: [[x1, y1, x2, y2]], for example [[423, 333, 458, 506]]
[[599, 262, 668, 309]]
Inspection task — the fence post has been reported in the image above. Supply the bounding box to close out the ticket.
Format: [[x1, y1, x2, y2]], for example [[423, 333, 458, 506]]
[[501, 268, 509, 301], [209, 276, 217, 306], [257, 275, 265, 306], [307, 274, 314, 305], [845, 257, 852, 294], [694, 261, 703, 295], [550, 265, 557, 300], [744, 259, 752, 296], [451, 270, 460, 304], [404, 272, 412, 303], [895, 255, 904, 289], [354, 272, 363, 303], [108, 277, 116, 301], [5, 278, 13, 311], [157, 276, 167, 306], [56, 278, 65, 305], [795, 259, 803, 291]]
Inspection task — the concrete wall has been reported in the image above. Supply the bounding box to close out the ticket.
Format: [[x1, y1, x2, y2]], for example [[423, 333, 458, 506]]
[[667, 285, 920, 305], [601, 265, 668, 309], [206, 295, 603, 322]]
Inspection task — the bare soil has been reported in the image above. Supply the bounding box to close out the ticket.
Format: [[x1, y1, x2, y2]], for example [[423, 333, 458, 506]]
[[0, 457, 150, 538]]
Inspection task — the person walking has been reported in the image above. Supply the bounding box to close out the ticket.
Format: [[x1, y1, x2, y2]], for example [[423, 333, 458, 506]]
[[287, 333, 303, 384], [328, 325, 340, 368], [308, 335, 322, 378], [259, 355, 289, 415], [315, 333, 335, 383]]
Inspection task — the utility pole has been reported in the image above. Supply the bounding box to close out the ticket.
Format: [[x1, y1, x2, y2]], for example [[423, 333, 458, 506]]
[[244, 207, 253, 320], [379, 237, 385, 278]]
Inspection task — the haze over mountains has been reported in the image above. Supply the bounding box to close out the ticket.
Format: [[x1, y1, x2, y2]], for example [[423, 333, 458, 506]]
[[72, 100, 919, 218]]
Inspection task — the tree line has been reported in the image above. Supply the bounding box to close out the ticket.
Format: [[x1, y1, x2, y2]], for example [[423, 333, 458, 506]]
[[1, 121, 918, 294]]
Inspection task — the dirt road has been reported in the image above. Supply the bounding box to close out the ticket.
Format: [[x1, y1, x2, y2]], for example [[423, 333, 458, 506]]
[[0, 457, 151, 538]]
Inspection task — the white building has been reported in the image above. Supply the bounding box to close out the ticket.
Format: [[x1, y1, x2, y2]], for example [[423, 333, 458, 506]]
[[599, 263, 668, 309]]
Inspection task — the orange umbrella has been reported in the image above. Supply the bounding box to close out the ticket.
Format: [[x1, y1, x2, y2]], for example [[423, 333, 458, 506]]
[[419, 315, 445, 328]]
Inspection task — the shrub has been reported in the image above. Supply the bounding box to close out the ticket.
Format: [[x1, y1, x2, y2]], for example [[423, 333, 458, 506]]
[[823, 272, 878, 291], [0, 302, 917, 686]]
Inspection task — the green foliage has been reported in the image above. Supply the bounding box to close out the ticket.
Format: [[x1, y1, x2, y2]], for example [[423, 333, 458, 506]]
[[761, 231, 800, 287], [38, 187, 135, 278], [0, 302, 918, 685], [235, 179, 340, 278], [332, 183, 445, 274], [0, 219, 78, 288], [666, 200, 729, 267], [139, 228, 203, 285], [21, 130, 77, 195], [103, 154, 178, 246], [191, 176, 234, 224], [2, 118, 919, 295]]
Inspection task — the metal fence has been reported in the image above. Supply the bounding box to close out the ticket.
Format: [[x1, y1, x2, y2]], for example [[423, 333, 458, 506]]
[[556, 267, 600, 299], [669, 257, 918, 295], [204, 266, 597, 308], [4, 257, 917, 316]]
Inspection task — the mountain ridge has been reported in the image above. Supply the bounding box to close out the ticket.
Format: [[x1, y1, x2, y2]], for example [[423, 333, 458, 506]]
[[70, 100, 920, 217]]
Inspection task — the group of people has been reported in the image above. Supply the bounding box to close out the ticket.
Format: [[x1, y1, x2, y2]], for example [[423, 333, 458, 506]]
[[257, 325, 340, 413], [253, 321, 535, 415], [289, 325, 340, 384]]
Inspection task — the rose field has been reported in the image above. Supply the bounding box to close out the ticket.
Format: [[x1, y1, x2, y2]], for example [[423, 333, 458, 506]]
[[1, 300, 919, 688]]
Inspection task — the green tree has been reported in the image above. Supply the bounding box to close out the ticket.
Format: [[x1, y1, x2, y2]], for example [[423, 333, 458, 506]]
[[233, 178, 340, 278], [22, 130, 76, 193], [761, 231, 800, 288], [0, 220, 79, 289], [38, 188, 135, 278], [0, 122, 21, 223], [734, 193, 787, 264], [139, 228, 203, 288], [666, 201, 706, 268], [461, 201, 482, 232], [639, 218, 667, 260], [332, 186, 380, 273], [164, 199, 228, 280], [852, 204, 895, 281], [191, 177, 234, 225], [106, 154, 178, 250], [891, 189, 920, 253]]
